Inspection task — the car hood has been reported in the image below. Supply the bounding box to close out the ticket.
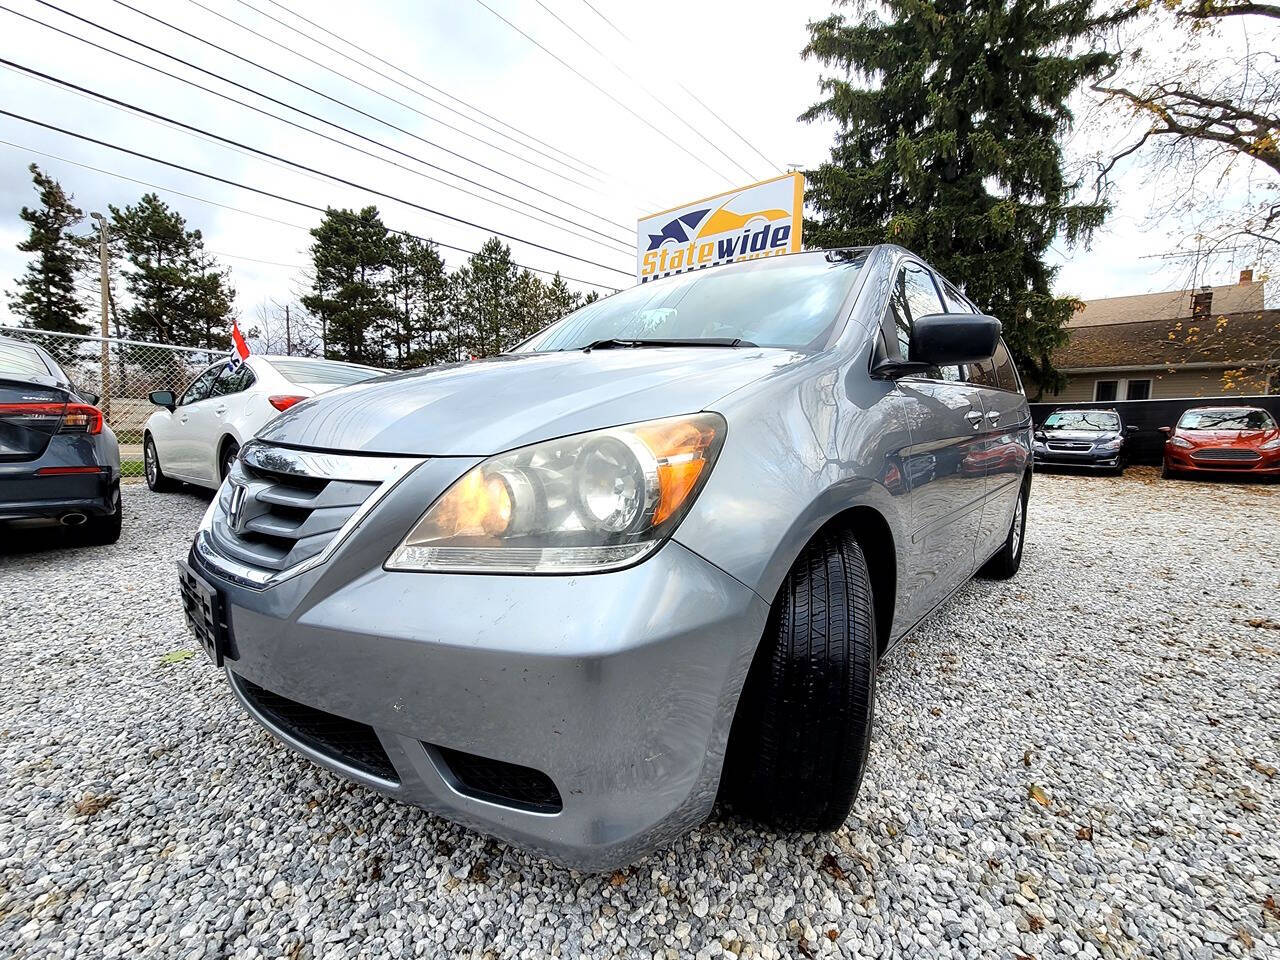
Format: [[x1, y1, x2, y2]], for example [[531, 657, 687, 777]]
[[1041, 428, 1116, 441], [255, 347, 802, 456], [1178, 428, 1278, 447]]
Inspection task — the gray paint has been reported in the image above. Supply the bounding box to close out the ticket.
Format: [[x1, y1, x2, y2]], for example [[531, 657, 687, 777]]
[[189, 245, 1032, 869]]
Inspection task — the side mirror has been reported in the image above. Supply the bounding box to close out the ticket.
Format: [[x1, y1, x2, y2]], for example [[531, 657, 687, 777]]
[[1158, 425, 1172, 435], [149, 390, 176, 411], [80, 391, 100, 407], [912, 313, 1002, 366], [1126, 425, 1139, 434], [872, 313, 1002, 378]]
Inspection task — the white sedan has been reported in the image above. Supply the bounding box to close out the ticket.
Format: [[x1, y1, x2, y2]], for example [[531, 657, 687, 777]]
[[142, 355, 386, 491]]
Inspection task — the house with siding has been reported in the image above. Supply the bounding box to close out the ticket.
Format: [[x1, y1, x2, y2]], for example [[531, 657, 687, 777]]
[[1038, 272, 1280, 402]]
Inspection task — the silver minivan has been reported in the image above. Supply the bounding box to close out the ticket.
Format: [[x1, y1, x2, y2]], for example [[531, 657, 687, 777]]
[[180, 246, 1032, 870]]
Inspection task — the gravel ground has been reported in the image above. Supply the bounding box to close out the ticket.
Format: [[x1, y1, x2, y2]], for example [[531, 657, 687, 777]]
[[2, 470, 1278, 959]]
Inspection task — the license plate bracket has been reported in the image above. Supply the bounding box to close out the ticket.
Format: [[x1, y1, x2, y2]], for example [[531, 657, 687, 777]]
[[178, 561, 230, 667]]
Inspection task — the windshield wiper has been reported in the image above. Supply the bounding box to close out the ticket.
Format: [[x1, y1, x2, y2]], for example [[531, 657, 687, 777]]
[[579, 337, 756, 352]]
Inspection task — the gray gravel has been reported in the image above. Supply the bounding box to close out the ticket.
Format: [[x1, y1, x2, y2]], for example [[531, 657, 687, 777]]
[[2, 470, 1278, 959]]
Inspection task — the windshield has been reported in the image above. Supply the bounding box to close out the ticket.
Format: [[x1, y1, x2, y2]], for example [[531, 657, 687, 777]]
[[1044, 411, 1120, 431], [516, 253, 868, 353], [270, 358, 385, 386], [1177, 408, 1276, 431]]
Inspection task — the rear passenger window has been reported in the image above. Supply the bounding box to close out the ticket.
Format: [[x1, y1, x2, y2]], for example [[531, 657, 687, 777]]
[[965, 360, 999, 389], [0, 341, 53, 378], [210, 364, 255, 397], [991, 341, 1021, 393]]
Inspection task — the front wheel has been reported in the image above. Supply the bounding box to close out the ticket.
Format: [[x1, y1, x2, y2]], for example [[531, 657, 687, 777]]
[[719, 527, 877, 831], [219, 439, 240, 482], [144, 436, 179, 492], [979, 480, 1028, 580]]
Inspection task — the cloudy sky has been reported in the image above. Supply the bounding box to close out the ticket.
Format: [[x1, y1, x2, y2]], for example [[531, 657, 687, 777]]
[[0, 0, 1260, 331]]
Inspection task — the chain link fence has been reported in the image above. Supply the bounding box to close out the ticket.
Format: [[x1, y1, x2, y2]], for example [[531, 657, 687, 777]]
[[3, 326, 225, 477]]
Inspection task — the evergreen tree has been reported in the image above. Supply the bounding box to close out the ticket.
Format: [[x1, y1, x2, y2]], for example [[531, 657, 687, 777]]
[[110, 193, 234, 349], [544, 273, 584, 325], [302, 207, 397, 366], [802, 0, 1112, 392], [7, 164, 91, 333], [513, 269, 548, 344], [391, 235, 450, 368], [451, 238, 520, 358]]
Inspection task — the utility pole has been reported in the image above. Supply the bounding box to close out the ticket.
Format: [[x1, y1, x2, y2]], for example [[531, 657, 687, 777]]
[[284, 303, 292, 356], [89, 212, 110, 420]]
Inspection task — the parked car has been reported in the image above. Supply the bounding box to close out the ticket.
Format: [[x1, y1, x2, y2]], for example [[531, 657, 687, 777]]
[[0, 334, 121, 543], [1161, 406, 1280, 479], [143, 355, 386, 492], [1032, 407, 1137, 474], [178, 246, 1033, 870]]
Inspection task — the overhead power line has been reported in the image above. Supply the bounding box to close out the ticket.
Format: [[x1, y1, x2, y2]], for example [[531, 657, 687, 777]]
[[180, 0, 591, 191], [0, 5, 633, 255], [468, 0, 738, 186], [574, 0, 782, 174], [0, 112, 623, 289], [0, 63, 630, 276], [528, 0, 757, 182], [23, 0, 633, 240], [101, 0, 631, 233], [229, 0, 601, 183]]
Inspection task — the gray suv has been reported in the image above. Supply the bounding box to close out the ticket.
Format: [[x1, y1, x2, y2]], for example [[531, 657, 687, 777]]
[[180, 246, 1032, 870]]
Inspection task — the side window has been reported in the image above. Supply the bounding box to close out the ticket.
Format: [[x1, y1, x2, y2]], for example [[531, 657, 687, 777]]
[[939, 278, 976, 314], [209, 364, 255, 398], [180, 366, 221, 406], [991, 340, 1021, 393], [886, 262, 946, 360], [964, 359, 999, 389]]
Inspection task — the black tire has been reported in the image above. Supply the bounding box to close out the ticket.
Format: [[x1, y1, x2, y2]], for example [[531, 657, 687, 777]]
[[78, 483, 122, 546], [144, 435, 178, 492], [979, 480, 1028, 580], [719, 527, 877, 831], [219, 439, 240, 482], [1161, 460, 1178, 480]]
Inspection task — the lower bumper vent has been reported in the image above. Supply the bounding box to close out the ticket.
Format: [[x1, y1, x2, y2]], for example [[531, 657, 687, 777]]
[[234, 676, 399, 783], [434, 745, 562, 814]]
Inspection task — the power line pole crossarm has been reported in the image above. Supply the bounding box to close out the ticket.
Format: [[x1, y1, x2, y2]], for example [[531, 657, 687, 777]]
[[89, 211, 110, 421]]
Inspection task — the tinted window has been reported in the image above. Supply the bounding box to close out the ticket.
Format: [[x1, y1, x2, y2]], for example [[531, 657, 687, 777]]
[[270, 359, 384, 386], [1094, 380, 1118, 402], [209, 363, 256, 397], [1125, 379, 1151, 401], [991, 341, 1020, 393], [939, 278, 976, 313], [520, 254, 868, 353], [180, 366, 221, 405], [1178, 408, 1276, 430], [964, 360, 999, 389], [0, 340, 53, 378]]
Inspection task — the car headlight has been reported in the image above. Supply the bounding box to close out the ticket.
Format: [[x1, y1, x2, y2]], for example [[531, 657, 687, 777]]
[[387, 413, 725, 574], [1169, 436, 1193, 449], [1096, 437, 1122, 452], [1261, 436, 1280, 451]]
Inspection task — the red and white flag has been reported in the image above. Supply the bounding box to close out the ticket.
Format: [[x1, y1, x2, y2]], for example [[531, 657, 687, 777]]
[[228, 319, 251, 371]]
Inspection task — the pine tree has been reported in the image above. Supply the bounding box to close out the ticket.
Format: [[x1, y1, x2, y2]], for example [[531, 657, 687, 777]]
[[7, 164, 91, 333], [451, 238, 520, 359], [302, 207, 397, 366], [390, 235, 450, 368], [110, 193, 234, 349], [802, 0, 1112, 393]]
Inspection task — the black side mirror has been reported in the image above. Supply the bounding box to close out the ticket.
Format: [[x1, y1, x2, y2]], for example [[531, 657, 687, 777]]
[[149, 390, 176, 411], [873, 313, 1002, 378], [80, 391, 100, 407]]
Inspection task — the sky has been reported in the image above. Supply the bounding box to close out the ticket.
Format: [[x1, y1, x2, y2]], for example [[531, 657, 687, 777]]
[[0, 0, 1266, 333]]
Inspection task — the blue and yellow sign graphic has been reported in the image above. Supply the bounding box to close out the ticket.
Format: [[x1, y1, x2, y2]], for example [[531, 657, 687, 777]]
[[637, 173, 804, 283]]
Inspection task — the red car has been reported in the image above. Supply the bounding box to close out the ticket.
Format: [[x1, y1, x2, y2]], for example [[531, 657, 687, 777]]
[[1162, 406, 1280, 479]]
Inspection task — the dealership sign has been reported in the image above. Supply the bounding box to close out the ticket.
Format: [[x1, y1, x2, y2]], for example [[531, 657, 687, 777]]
[[636, 173, 804, 283]]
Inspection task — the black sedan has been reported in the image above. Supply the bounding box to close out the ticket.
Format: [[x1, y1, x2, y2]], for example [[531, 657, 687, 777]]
[[1, 335, 121, 544], [1032, 408, 1137, 474]]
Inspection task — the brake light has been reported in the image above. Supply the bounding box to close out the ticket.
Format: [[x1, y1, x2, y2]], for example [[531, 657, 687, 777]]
[[0, 402, 102, 434], [269, 395, 307, 411], [59, 404, 104, 435]]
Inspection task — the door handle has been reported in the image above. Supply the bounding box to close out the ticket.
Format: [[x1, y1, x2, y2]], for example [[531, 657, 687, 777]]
[[214, 407, 227, 416], [965, 410, 983, 428], [179, 415, 189, 424], [985, 411, 1001, 424]]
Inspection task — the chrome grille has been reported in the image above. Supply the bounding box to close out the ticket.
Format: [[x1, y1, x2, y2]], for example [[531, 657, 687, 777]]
[[1191, 448, 1261, 461], [196, 441, 422, 588]]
